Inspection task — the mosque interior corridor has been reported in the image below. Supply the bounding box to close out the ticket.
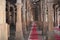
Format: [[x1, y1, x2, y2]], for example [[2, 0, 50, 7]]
[[0, 0, 60, 40]]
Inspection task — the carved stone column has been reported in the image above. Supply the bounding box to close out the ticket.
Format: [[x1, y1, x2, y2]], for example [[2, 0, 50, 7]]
[[0, 0, 8, 40], [16, 0, 24, 40], [47, 0, 54, 40]]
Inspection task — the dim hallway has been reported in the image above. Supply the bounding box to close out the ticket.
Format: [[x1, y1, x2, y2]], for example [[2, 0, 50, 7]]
[[0, 0, 60, 40]]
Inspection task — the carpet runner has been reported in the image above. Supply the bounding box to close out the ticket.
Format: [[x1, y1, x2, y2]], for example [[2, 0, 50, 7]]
[[54, 27, 60, 40], [28, 23, 42, 40]]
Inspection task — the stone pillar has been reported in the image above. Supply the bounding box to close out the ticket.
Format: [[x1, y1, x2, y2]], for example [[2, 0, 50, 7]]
[[23, 0, 27, 34], [42, 0, 48, 35], [47, 1, 54, 40], [54, 5, 59, 26], [30, 10, 34, 22], [47, 2, 54, 33], [0, 0, 8, 40], [40, 0, 43, 29], [16, 0, 24, 40], [38, 2, 41, 28], [57, 8, 60, 27]]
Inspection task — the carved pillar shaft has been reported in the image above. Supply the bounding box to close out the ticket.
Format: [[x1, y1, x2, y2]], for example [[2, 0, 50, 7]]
[[0, 0, 8, 40], [47, 2, 54, 40], [16, 0, 24, 40]]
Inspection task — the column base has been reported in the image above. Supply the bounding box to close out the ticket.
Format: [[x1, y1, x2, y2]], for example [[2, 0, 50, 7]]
[[0, 23, 8, 40]]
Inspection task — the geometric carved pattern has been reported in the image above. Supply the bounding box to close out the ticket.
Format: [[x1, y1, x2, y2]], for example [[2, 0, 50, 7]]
[[6, 2, 17, 25]]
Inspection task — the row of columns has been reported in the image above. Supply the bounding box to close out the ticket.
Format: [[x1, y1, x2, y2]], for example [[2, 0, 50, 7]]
[[40, 0, 54, 40], [0, 0, 25, 40], [0, 0, 57, 40], [16, 0, 34, 39]]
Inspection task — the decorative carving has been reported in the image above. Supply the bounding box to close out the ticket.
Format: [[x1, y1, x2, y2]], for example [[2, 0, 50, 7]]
[[6, 1, 17, 25]]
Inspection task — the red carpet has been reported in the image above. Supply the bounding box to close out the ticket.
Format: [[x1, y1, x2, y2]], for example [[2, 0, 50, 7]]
[[54, 27, 60, 40], [54, 34, 60, 40], [29, 23, 42, 40]]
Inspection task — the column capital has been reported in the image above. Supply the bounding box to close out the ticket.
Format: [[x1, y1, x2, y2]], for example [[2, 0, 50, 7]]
[[17, 0, 22, 4], [47, 0, 54, 3]]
